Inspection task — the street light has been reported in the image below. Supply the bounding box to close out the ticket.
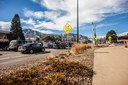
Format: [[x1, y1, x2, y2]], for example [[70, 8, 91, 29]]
[[77, 0, 79, 43]]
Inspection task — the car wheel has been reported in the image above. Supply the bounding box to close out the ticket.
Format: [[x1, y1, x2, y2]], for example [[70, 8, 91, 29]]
[[4, 46, 8, 51], [42, 48, 45, 52], [30, 50, 33, 54], [15, 48, 18, 51], [21, 52, 24, 54]]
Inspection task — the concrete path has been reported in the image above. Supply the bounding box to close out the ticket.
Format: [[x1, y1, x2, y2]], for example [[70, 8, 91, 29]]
[[92, 46, 128, 85]]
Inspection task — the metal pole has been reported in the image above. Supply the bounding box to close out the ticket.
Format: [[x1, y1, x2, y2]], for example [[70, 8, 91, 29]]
[[67, 34, 70, 52], [77, 0, 79, 43], [92, 22, 96, 45]]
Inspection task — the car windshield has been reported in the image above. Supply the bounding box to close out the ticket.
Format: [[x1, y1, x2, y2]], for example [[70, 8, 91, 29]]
[[23, 43, 31, 46]]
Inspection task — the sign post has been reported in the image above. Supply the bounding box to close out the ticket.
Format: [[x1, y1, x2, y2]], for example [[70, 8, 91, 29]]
[[64, 23, 72, 52], [94, 35, 98, 45]]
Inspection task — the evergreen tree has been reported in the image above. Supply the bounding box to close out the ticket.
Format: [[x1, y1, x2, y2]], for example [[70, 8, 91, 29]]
[[106, 30, 117, 42], [10, 14, 25, 40]]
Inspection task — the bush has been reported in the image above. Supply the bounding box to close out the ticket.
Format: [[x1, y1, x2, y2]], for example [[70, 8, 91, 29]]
[[0, 60, 93, 85], [70, 43, 91, 55], [45, 60, 93, 77]]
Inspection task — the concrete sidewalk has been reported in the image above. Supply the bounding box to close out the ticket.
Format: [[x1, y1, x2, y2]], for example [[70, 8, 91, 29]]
[[92, 46, 128, 85]]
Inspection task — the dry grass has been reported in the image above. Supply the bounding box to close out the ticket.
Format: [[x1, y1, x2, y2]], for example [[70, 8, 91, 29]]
[[70, 43, 91, 55], [0, 60, 93, 85]]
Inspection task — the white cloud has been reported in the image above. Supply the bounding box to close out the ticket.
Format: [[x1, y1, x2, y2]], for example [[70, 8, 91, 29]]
[[0, 21, 11, 31], [96, 23, 118, 28], [28, 0, 128, 31], [21, 18, 36, 25], [23, 8, 44, 18]]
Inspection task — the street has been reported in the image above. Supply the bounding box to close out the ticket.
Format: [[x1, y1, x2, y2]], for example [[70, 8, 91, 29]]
[[0, 49, 66, 68]]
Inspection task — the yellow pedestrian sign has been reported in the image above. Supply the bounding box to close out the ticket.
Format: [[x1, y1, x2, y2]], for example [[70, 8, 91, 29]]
[[108, 36, 112, 41], [94, 36, 98, 41], [64, 23, 72, 35]]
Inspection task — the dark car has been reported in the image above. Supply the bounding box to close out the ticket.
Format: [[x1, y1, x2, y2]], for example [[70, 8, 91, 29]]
[[53, 42, 67, 49], [9, 40, 27, 51], [47, 41, 53, 48], [18, 43, 45, 54]]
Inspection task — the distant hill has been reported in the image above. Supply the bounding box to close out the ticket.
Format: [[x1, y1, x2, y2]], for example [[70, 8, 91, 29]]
[[23, 29, 46, 38], [23, 29, 88, 40]]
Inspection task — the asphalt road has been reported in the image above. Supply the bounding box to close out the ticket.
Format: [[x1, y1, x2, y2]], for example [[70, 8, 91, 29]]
[[0, 49, 66, 68]]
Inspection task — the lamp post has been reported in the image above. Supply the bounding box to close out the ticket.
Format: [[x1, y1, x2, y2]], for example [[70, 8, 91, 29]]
[[77, 0, 79, 43]]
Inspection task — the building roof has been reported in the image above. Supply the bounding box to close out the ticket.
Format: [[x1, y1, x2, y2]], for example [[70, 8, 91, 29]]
[[0, 30, 9, 34]]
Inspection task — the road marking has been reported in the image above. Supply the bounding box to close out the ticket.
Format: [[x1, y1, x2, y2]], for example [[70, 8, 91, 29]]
[[0, 57, 10, 60]]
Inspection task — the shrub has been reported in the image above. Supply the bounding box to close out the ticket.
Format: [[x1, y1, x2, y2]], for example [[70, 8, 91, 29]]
[[0, 60, 93, 85], [70, 43, 91, 55]]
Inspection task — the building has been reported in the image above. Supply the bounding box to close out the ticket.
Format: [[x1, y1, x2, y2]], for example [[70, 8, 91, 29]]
[[117, 32, 128, 44], [0, 30, 9, 42]]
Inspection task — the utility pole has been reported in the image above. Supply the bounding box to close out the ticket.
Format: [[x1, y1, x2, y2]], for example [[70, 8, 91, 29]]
[[91, 22, 96, 45], [77, 0, 79, 43]]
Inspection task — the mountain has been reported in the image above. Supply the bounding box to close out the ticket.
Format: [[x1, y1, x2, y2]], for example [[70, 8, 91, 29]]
[[23, 29, 59, 38], [23, 29, 46, 38], [23, 29, 88, 40]]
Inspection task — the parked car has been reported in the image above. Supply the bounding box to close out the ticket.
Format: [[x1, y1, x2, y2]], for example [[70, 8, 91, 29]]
[[18, 43, 45, 54], [53, 42, 67, 49], [42, 41, 53, 48], [42, 41, 48, 48], [26, 40, 38, 44], [68, 41, 74, 47], [47, 41, 53, 48], [9, 40, 27, 51], [0, 40, 9, 51]]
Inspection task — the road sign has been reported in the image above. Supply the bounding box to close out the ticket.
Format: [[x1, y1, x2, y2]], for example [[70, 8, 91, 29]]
[[64, 23, 72, 35], [108, 36, 112, 41], [94, 36, 98, 41]]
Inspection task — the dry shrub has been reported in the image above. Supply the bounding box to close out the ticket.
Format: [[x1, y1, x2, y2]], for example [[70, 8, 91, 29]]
[[0, 60, 93, 85], [47, 54, 56, 60], [58, 51, 69, 58], [45, 60, 93, 77], [125, 41, 128, 48], [70, 43, 91, 55]]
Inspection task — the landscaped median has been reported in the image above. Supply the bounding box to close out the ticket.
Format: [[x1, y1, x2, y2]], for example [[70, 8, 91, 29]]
[[0, 43, 94, 85]]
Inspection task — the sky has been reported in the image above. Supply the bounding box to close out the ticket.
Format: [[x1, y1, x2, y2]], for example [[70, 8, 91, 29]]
[[0, 0, 128, 38]]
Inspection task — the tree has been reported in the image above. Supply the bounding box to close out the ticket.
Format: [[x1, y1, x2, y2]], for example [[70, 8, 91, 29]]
[[42, 36, 56, 42], [10, 14, 25, 40], [36, 37, 40, 42], [106, 30, 117, 42]]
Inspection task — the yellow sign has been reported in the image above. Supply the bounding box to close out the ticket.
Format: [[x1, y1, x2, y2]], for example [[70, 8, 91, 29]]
[[108, 36, 112, 41], [94, 36, 98, 41], [64, 23, 72, 34]]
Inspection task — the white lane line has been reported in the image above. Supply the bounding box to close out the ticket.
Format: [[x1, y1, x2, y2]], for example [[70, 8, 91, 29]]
[[0, 55, 27, 61], [0, 57, 10, 60]]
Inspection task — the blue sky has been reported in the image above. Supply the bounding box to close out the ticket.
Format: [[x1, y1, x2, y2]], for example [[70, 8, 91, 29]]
[[0, 0, 128, 38]]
